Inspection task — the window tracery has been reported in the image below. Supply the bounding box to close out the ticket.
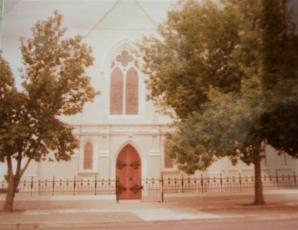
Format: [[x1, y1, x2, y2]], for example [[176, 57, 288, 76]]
[[110, 49, 139, 115]]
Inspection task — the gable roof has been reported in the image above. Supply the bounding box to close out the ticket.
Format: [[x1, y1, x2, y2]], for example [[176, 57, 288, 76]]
[[84, 0, 157, 37]]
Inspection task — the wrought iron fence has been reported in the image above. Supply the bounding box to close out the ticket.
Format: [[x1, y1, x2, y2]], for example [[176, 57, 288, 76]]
[[0, 177, 116, 196], [0, 174, 297, 201], [161, 174, 298, 194]]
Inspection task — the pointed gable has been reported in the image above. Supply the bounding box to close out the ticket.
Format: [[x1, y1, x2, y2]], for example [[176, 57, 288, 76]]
[[85, 0, 156, 36]]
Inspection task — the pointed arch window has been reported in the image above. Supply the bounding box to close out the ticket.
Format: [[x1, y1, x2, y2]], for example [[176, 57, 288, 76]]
[[110, 68, 123, 114], [84, 142, 93, 170], [110, 49, 139, 115], [126, 68, 138, 114]]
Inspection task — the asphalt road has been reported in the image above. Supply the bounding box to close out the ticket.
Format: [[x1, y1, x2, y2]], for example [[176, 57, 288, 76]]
[[36, 217, 298, 230]]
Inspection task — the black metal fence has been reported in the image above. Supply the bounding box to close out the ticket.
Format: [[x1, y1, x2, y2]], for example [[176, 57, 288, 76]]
[[0, 177, 116, 196], [0, 174, 297, 201], [161, 174, 298, 193]]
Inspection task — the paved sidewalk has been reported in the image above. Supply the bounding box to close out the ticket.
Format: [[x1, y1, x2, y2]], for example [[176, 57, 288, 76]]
[[0, 190, 297, 229]]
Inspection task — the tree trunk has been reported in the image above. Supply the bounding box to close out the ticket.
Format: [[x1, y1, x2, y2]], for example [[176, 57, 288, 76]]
[[253, 158, 265, 205], [2, 155, 31, 212], [3, 175, 17, 212]]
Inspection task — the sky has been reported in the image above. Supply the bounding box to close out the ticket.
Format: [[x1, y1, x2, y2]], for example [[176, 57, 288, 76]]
[[1, 0, 298, 83], [0, 1, 3, 31], [0, 0, 174, 81]]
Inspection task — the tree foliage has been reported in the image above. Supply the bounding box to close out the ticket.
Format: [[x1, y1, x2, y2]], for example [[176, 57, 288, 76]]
[[141, 0, 264, 162], [140, 0, 298, 205], [0, 11, 98, 211], [260, 0, 298, 156], [139, 0, 256, 119], [168, 76, 265, 172]]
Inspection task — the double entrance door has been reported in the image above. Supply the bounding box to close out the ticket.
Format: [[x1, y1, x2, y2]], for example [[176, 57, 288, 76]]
[[116, 144, 142, 200]]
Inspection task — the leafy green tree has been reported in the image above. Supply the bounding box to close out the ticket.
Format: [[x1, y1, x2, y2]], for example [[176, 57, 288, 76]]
[[140, 0, 264, 203], [140, 0, 297, 205], [140, 0, 251, 119], [0, 11, 97, 212], [168, 76, 267, 204], [261, 0, 298, 156]]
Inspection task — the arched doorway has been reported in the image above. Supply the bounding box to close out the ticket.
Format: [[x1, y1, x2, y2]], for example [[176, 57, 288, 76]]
[[116, 144, 142, 200]]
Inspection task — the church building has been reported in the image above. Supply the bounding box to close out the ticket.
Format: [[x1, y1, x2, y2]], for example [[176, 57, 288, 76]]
[[1, 0, 297, 200]]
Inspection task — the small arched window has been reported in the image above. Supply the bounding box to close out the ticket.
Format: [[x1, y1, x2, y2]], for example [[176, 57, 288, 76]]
[[84, 142, 93, 170], [110, 49, 139, 115]]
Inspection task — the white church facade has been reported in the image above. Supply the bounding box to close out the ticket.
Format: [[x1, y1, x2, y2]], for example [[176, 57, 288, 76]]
[[1, 0, 297, 199]]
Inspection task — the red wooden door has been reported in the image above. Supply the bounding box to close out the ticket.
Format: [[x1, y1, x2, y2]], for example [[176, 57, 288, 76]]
[[116, 145, 142, 200]]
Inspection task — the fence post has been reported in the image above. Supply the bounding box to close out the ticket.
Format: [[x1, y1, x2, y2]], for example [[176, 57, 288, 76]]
[[73, 176, 76, 196], [52, 176, 55, 196], [220, 173, 223, 192], [94, 176, 97, 196], [38, 179, 40, 195], [160, 173, 164, 203], [116, 177, 119, 203], [181, 174, 184, 193], [276, 169, 279, 188], [201, 174, 204, 193], [30, 176, 34, 196], [239, 172, 242, 192]]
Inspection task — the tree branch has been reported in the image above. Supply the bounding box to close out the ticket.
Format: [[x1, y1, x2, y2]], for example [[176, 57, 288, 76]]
[[19, 157, 32, 178], [6, 155, 14, 183], [15, 151, 22, 178]]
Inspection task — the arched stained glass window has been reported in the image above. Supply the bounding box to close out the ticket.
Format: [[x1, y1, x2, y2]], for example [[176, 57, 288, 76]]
[[110, 67, 123, 114], [126, 68, 138, 114], [109, 48, 139, 115], [84, 142, 93, 170]]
